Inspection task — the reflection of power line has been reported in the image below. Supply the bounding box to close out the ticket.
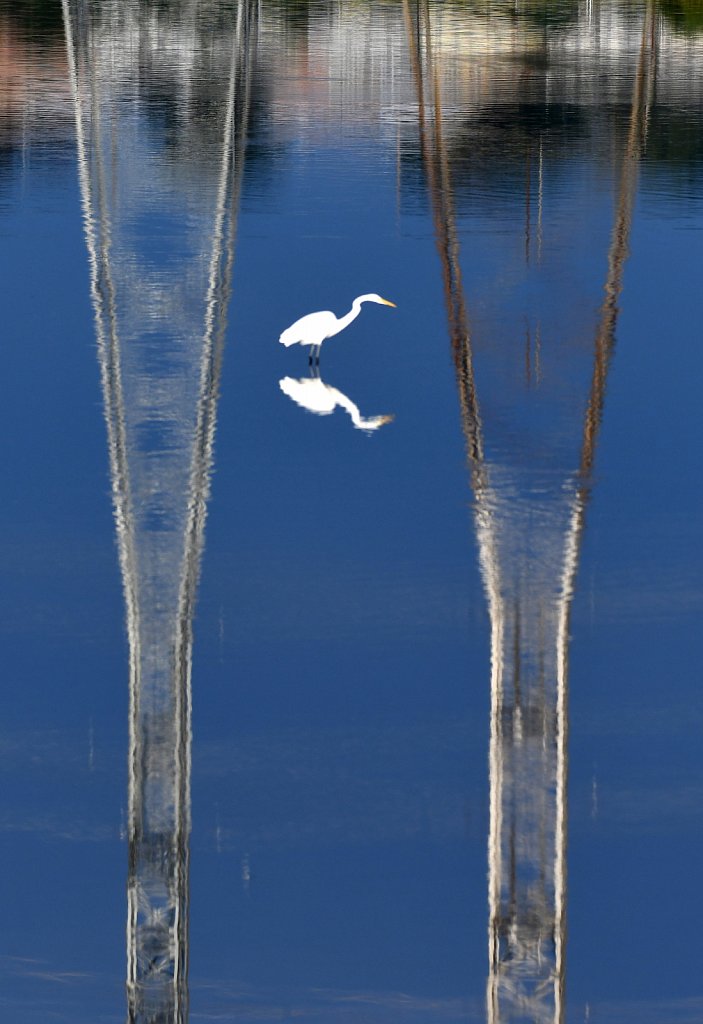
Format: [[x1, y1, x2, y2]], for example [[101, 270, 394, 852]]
[[62, 1, 258, 1019], [403, 3, 656, 1021]]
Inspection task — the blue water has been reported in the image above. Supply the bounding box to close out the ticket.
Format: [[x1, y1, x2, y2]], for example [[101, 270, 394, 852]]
[[1, 2, 703, 1021]]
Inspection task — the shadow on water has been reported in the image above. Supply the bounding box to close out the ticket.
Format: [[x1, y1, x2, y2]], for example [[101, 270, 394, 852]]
[[404, 0, 657, 1020], [62, 0, 258, 1018]]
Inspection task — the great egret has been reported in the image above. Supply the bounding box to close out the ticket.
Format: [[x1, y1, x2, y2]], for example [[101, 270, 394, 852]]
[[279, 293, 397, 364], [279, 374, 394, 432]]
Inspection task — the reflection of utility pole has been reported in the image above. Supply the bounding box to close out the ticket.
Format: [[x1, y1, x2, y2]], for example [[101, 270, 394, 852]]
[[62, 1, 257, 1019], [403, 2, 656, 1021]]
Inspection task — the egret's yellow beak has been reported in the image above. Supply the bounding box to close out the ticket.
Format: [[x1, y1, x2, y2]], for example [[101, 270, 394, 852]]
[[381, 298, 397, 307]]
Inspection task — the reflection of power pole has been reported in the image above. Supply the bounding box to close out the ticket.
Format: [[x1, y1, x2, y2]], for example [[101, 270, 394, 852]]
[[62, 1, 258, 1019], [403, 3, 656, 1021]]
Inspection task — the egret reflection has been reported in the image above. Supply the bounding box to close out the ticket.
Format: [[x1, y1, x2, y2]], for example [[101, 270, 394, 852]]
[[63, 0, 257, 1018], [279, 373, 394, 432]]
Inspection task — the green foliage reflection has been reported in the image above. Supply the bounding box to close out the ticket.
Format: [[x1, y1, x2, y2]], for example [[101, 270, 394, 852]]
[[659, 0, 703, 33]]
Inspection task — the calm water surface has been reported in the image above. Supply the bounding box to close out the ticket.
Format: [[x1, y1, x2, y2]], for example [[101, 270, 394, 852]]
[[1, 1, 703, 1021]]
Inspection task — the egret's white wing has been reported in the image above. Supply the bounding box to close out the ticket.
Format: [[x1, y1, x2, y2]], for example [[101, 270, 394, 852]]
[[279, 310, 336, 346], [279, 376, 337, 415]]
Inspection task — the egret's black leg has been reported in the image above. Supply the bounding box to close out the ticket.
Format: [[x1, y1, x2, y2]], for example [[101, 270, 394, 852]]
[[308, 345, 315, 366], [315, 345, 321, 365]]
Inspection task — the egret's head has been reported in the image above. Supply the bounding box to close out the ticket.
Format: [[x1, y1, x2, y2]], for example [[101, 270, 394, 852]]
[[359, 413, 395, 432], [362, 293, 397, 308]]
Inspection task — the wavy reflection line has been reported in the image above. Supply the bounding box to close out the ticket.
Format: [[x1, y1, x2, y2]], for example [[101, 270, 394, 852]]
[[556, 3, 658, 974], [404, 2, 657, 1021], [580, 0, 656, 485], [401, 0, 483, 473], [63, 0, 258, 1019], [554, 12, 658, 1020]]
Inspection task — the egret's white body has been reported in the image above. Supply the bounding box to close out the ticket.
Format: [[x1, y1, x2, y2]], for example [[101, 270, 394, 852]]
[[279, 293, 396, 362], [279, 375, 394, 432]]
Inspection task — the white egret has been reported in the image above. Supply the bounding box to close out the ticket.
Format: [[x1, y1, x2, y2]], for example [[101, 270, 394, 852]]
[[279, 293, 397, 364], [279, 375, 394, 432]]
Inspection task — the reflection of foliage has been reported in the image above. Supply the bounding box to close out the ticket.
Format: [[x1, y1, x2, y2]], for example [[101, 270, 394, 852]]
[[468, 102, 587, 150], [400, 102, 593, 216], [441, 0, 580, 28], [2, 0, 64, 39], [659, 0, 703, 34], [269, 0, 580, 29], [646, 107, 703, 166], [445, 103, 589, 186], [0, 0, 67, 175]]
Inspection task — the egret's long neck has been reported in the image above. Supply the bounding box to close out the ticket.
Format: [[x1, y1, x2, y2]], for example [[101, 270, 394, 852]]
[[332, 388, 362, 426], [333, 296, 365, 336]]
